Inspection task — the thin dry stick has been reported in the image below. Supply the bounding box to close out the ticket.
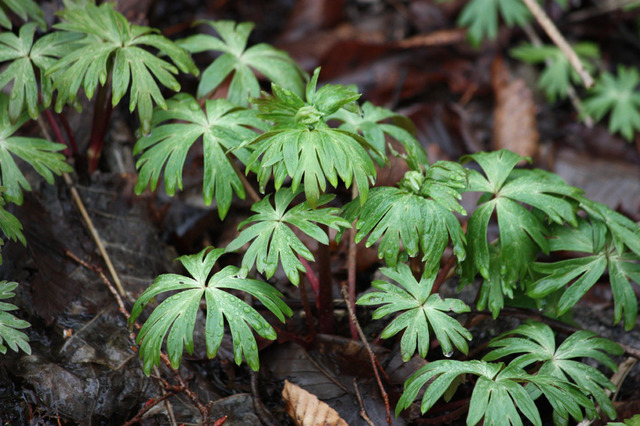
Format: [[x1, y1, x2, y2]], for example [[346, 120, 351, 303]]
[[227, 152, 261, 204], [62, 172, 127, 297], [340, 285, 392, 425], [520, 23, 594, 128], [122, 391, 177, 426], [251, 371, 276, 426], [65, 250, 179, 425], [65, 250, 209, 423], [36, 116, 127, 297], [353, 378, 376, 426], [302, 349, 349, 393], [521, 0, 594, 89]]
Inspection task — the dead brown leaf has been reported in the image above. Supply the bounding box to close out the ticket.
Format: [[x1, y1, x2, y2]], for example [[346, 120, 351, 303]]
[[283, 380, 349, 426], [491, 56, 539, 159]]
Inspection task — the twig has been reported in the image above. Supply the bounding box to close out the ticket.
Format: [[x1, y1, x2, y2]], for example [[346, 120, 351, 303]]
[[122, 391, 177, 426], [521, 0, 594, 88], [36, 115, 128, 298], [227, 152, 261, 204], [64, 250, 210, 423], [302, 349, 349, 394], [520, 23, 594, 128], [251, 371, 276, 426], [353, 378, 375, 426], [340, 284, 392, 425], [63, 172, 128, 297]]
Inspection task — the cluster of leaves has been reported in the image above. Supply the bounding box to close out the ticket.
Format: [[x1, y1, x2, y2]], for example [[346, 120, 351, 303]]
[[0, 2, 636, 425], [438, 0, 640, 141], [511, 42, 600, 102], [0, 281, 30, 355]]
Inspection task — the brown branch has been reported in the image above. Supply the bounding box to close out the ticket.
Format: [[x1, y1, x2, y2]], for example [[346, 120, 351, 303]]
[[122, 392, 177, 426], [65, 250, 210, 423], [521, 0, 594, 88], [37, 115, 128, 298], [353, 378, 376, 426], [520, 23, 594, 128], [227, 152, 261, 204], [340, 284, 392, 425]]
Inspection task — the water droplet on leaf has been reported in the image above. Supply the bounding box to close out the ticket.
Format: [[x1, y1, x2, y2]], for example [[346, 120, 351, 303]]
[[444, 351, 454, 358]]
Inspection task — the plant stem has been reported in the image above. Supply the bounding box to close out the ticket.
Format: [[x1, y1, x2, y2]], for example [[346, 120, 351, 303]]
[[87, 77, 113, 173], [521, 0, 594, 88], [317, 224, 334, 334], [347, 185, 358, 339], [227, 152, 261, 203]]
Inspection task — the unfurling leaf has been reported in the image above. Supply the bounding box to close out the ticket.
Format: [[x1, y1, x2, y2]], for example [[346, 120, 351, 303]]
[[249, 68, 378, 207], [344, 162, 467, 273]]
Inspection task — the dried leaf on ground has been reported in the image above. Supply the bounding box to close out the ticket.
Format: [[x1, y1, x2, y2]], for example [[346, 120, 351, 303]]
[[491, 56, 539, 159], [283, 380, 348, 426]]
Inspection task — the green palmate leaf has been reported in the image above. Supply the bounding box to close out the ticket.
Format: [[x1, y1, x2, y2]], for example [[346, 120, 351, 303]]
[[582, 65, 640, 141], [226, 188, 350, 285], [330, 101, 429, 167], [0, 23, 80, 122], [357, 263, 471, 361], [133, 93, 265, 219], [397, 359, 595, 425], [0, 93, 72, 204], [579, 196, 640, 258], [0, 280, 31, 355], [484, 321, 622, 420], [457, 0, 531, 47], [511, 42, 600, 102], [249, 68, 377, 207], [129, 247, 292, 374], [178, 20, 305, 105], [0, 191, 24, 264], [460, 150, 580, 316], [345, 162, 467, 272], [0, 0, 45, 30], [527, 218, 640, 330], [48, 2, 198, 134]]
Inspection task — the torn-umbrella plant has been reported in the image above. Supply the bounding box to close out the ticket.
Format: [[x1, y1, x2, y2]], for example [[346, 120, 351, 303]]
[[0, 2, 639, 425]]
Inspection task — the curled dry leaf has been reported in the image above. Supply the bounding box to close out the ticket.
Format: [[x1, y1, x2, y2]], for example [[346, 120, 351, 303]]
[[283, 380, 348, 426], [491, 56, 539, 159]]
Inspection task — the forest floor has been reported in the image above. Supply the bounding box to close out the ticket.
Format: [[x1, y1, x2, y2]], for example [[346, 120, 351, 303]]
[[2, 0, 640, 425]]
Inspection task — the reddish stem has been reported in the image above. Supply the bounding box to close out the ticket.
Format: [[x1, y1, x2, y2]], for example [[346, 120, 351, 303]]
[[317, 225, 334, 334], [57, 111, 78, 154], [87, 80, 113, 173]]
